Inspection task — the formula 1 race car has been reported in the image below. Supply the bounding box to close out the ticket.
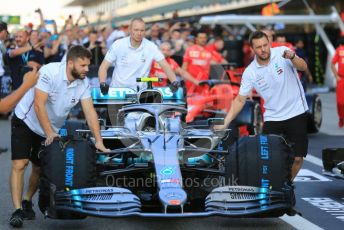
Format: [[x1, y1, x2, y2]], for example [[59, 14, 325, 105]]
[[186, 79, 263, 136], [38, 78, 295, 219]]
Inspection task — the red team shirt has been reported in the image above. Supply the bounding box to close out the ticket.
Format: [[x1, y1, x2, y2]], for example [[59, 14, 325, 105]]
[[183, 45, 212, 94], [205, 44, 224, 64], [150, 57, 179, 87], [332, 45, 344, 78]]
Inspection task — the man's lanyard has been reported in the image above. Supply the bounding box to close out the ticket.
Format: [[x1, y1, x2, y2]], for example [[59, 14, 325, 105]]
[[22, 52, 29, 65]]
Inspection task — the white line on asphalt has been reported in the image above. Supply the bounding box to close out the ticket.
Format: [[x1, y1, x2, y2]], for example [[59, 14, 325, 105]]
[[280, 214, 324, 230], [304, 154, 323, 167], [294, 169, 331, 182]]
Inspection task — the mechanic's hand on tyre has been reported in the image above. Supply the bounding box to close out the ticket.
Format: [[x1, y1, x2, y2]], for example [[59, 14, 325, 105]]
[[100, 82, 109, 95], [95, 141, 111, 152], [44, 132, 60, 146], [169, 81, 180, 93]]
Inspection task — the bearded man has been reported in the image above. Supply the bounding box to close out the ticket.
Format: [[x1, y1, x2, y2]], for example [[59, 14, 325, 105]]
[[9, 45, 109, 227]]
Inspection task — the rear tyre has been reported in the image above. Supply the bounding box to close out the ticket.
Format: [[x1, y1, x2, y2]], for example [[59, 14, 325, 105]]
[[306, 94, 322, 133]]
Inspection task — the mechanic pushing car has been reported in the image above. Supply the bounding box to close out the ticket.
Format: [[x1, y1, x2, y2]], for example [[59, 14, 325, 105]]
[[9, 46, 109, 228], [215, 30, 309, 181], [98, 17, 179, 94]]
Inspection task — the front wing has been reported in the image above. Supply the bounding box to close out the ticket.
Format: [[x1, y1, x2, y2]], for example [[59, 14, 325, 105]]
[[51, 185, 294, 218]]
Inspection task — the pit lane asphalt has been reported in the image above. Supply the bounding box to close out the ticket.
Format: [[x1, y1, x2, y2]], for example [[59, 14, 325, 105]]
[[0, 93, 343, 230]]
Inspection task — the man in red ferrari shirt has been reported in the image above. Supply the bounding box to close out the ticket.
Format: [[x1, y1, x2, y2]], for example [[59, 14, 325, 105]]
[[205, 37, 227, 64], [150, 42, 199, 87], [182, 32, 214, 95], [331, 37, 344, 128], [271, 34, 294, 51], [262, 29, 294, 51]]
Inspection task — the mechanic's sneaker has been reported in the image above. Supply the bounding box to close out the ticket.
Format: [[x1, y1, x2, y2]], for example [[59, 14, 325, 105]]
[[9, 209, 24, 228], [339, 119, 344, 128], [22, 200, 35, 220]]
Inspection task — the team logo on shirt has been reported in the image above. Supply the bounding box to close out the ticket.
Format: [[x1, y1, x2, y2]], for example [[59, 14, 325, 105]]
[[140, 54, 146, 62], [120, 55, 129, 65], [274, 63, 283, 75], [40, 74, 50, 84], [190, 51, 200, 58], [201, 51, 211, 58]]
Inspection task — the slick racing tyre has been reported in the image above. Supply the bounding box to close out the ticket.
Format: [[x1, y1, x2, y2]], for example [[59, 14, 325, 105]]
[[306, 94, 322, 133], [225, 135, 294, 217], [226, 134, 293, 192], [38, 138, 96, 219]]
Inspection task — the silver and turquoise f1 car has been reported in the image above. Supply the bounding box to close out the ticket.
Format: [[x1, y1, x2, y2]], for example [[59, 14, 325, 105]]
[[38, 78, 296, 219]]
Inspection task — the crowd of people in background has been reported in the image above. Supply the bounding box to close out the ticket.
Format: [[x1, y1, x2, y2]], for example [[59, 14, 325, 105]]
[[0, 9, 317, 94]]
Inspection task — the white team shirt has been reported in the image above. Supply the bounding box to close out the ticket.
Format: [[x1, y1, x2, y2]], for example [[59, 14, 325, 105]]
[[104, 36, 164, 89], [239, 46, 308, 121], [15, 62, 91, 137]]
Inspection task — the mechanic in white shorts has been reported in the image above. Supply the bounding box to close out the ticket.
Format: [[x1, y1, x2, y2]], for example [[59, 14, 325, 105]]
[[215, 30, 309, 181], [9, 46, 109, 228], [98, 17, 179, 94]]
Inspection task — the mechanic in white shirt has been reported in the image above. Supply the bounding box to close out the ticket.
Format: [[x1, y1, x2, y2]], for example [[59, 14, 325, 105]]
[[98, 17, 178, 94], [9, 46, 109, 227], [215, 31, 308, 181]]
